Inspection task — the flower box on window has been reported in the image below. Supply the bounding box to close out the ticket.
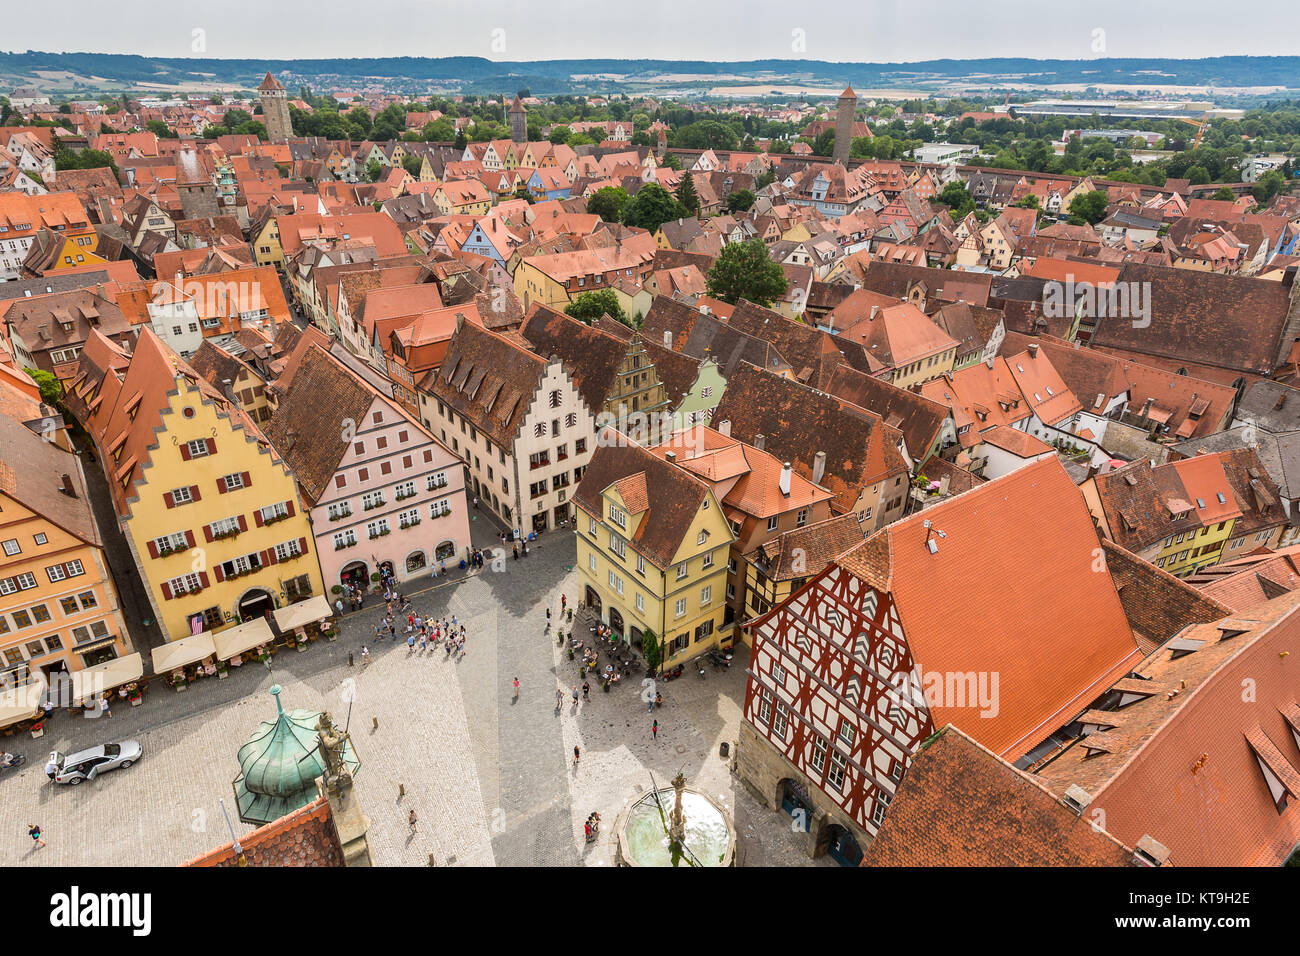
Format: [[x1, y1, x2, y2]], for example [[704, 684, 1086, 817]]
[[395, 491, 415, 501], [263, 513, 290, 527], [335, 540, 355, 551], [363, 500, 384, 511]]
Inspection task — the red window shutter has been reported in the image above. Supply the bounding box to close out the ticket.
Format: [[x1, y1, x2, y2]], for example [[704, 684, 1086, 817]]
[[218, 477, 229, 494], [241, 472, 251, 488], [285, 500, 295, 518], [403, 455, 412, 468], [199, 571, 210, 589], [161, 581, 173, 600], [335, 475, 346, 489], [190, 485, 201, 502], [298, 536, 308, 554], [184, 530, 195, 548], [164, 491, 175, 509], [381, 462, 391, 475], [147, 540, 159, 559], [264, 548, 277, 566], [214, 565, 224, 582], [237, 514, 248, 533], [180, 443, 191, 461], [203, 525, 214, 543], [207, 438, 217, 455], [254, 509, 264, 527], [423, 450, 432, 463]]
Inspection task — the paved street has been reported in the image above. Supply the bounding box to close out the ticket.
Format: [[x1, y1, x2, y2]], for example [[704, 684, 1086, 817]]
[[0, 509, 825, 867]]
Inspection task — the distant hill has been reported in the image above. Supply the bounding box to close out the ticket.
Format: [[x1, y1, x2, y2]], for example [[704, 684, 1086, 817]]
[[2, 51, 1298, 95]]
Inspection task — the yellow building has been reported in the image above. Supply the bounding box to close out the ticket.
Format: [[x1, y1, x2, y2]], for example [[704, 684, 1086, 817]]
[[65, 327, 323, 645], [574, 440, 734, 665], [433, 180, 492, 217], [0, 415, 133, 727], [250, 215, 284, 270]]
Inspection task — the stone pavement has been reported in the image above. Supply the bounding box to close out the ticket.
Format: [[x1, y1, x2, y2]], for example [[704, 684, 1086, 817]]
[[0, 508, 824, 867]]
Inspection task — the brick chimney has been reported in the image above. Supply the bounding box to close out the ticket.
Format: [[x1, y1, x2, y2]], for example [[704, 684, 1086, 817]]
[[811, 450, 827, 485], [59, 473, 77, 498]]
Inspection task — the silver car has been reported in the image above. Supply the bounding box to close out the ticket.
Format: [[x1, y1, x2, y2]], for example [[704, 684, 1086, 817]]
[[49, 742, 143, 785]]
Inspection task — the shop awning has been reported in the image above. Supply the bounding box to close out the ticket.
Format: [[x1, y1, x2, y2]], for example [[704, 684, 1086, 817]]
[[0, 683, 45, 728], [272, 595, 333, 633], [212, 617, 274, 661], [151, 633, 217, 674], [70, 652, 143, 704]]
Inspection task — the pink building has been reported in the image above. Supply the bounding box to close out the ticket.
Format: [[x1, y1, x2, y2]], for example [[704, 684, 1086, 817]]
[[264, 342, 469, 590]]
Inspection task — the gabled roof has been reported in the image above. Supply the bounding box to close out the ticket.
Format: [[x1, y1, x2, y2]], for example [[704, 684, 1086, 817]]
[[837, 458, 1145, 759], [822, 363, 948, 461], [710, 363, 908, 512], [517, 304, 630, 415], [573, 439, 715, 570], [863, 726, 1135, 867], [0, 413, 100, 546], [745, 512, 865, 583]]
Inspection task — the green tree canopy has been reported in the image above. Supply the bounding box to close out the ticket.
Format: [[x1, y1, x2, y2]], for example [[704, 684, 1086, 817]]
[[1067, 189, 1110, 225], [564, 289, 630, 327], [706, 239, 789, 308], [676, 170, 700, 215], [726, 189, 756, 212], [587, 186, 629, 222], [621, 183, 690, 232], [24, 367, 60, 404]]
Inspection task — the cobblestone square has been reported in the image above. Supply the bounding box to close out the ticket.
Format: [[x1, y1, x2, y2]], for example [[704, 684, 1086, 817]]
[[0, 514, 825, 867]]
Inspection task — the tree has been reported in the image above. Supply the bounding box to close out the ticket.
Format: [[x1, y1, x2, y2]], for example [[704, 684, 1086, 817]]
[[642, 628, 662, 676], [726, 189, 756, 212], [24, 368, 60, 404], [548, 124, 571, 144], [676, 170, 700, 215], [935, 180, 974, 218], [1186, 165, 1211, 186], [1067, 189, 1110, 225], [812, 129, 836, 157], [565, 289, 629, 327], [660, 151, 682, 171], [706, 239, 788, 308], [1211, 186, 1237, 202], [365, 159, 384, 182], [621, 183, 690, 232], [1013, 194, 1040, 210], [587, 186, 629, 222], [402, 154, 423, 178]]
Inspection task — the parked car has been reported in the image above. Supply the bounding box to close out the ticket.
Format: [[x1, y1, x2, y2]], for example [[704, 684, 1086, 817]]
[[48, 742, 143, 785]]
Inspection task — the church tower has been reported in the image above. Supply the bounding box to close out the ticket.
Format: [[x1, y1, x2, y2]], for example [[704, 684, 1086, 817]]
[[258, 71, 293, 143], [509, 95, 527, 144]]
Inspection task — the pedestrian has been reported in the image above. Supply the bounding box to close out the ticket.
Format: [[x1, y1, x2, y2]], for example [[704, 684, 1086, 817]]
[[513, 677, 520, 699], [572, 684, 579, 705], [361, 645, 370, 666], [408, 809, 418, 832], [582, 680, 590, 701], [98, 696, 111, 719], [335, 597, 344, 615], [44, 754, 57, 780], [513, 543, 519, 560], [561, 593, 567, 611], [28, 824, 46, 847], [407, 634, 416, 651], [556, 688, 564, 708], [473, 495, 479, 510], [652, 720, 659, 740], [573, 745, 580, 767]]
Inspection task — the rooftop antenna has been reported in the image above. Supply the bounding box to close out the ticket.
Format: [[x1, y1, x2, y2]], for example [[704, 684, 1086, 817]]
[[922, 519, 946, 554]]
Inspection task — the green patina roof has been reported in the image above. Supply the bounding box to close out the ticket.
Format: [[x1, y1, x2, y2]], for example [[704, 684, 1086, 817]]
[[232, 684, 359, 825]]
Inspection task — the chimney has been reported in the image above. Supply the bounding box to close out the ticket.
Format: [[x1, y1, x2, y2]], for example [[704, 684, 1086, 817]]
[[666, 450, 676, 462], [664, 330, 672, 349], [59, 473, 77, 498], [938, 474, 950, 495], [717, 419, 731, 437], [755, 433, 766, 451], [1027, 342, 1039, 359], [812, 450, 827, 485], [778, 462, 792, 497], [870, 305, 879, 320], [221, 377, 237, 403]]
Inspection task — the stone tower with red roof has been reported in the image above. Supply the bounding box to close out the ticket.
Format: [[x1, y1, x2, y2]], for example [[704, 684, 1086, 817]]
[[833, 86, 856, 167], [509, 95, 527, 145], [258, 71, 292, 143]]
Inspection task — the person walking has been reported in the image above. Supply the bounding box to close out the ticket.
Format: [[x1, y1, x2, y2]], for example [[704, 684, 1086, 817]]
[[28, 824, 45, 848], [98, 696, 111, 719], [652, 720, 659, 740], [561, 593, 567, 612], [572, 684, 579, 705], [512, 677, 520, 699], [582, 680, 590, 701], [360, 645, 370, 666], [573, 745, 580, 768], [408, 809, 418, 833], [556, 688, 564, 709]]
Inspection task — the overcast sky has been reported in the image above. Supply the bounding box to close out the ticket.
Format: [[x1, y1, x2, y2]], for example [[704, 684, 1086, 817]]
[[7, 0, 1295, 62]]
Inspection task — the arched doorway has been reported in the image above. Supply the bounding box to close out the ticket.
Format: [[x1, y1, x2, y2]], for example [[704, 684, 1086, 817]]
[[779, 779, 812, 832], [340, 560, 368, 590], [530, 510, 548, 533], [609, 607, 625, 639], [585, 587, 602, 617], [435, 539, 457, 562], [405, 550, 427, 574], [238, 587, 275, 623], [825, 824, 863, 867]]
